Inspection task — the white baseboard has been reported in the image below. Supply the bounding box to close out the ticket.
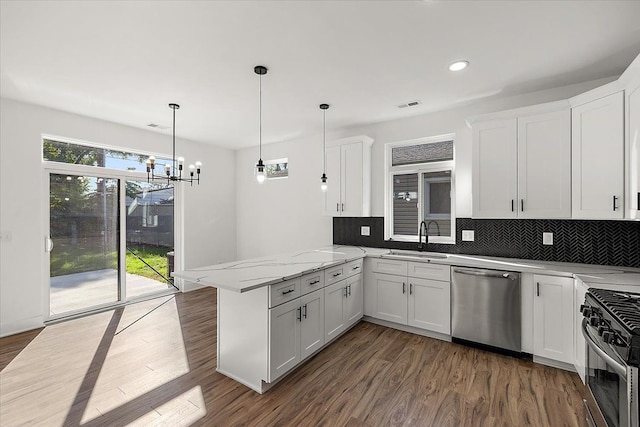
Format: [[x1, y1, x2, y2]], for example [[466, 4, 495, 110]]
[[0, 315, 44, 338]]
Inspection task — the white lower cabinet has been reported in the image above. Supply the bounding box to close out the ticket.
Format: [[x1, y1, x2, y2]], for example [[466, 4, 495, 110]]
[[407, 277, 450, 334], [532, 274, 574, 364], [574, 278, 589, 383], [365, 259, 451, 336], [268, 288, 326, 382], [325, 273, 363, 342]]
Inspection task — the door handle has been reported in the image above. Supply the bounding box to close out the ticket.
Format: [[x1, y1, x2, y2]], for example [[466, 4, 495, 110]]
[[521, 199, 524, 212], [297, 307, 302, 321], [613, 195, 618, 211], [303, 304, 307, 319], [410, 283, 413, 295], [402, 282, 406, 294], [511, 199, 514, 212], [536, 282, 540, 297], [45, 237, 54, 252]]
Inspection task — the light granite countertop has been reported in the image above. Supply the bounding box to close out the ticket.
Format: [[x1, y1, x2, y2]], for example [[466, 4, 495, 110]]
[[173, 245, 639, 293]]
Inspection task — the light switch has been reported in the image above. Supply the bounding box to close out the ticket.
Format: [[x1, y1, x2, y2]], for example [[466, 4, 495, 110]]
[[462, 230, 475, 241], [543, 232, 553, 245], [361, 226, 370, 236]]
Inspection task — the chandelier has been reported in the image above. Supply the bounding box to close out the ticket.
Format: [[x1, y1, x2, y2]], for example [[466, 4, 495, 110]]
[[146, 103, 202, 185]]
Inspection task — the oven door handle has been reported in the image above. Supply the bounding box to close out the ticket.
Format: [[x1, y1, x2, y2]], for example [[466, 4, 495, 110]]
[[581, 318, 627, 377]]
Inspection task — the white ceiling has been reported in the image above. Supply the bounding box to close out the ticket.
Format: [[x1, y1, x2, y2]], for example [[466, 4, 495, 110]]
[[2, 1, 640, 150]]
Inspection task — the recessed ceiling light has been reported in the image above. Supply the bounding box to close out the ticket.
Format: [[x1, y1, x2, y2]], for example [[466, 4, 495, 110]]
[[449, 60, 469, 71]]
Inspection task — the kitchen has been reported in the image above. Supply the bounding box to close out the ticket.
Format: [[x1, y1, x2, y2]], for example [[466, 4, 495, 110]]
[[1, 1, 640, 426]]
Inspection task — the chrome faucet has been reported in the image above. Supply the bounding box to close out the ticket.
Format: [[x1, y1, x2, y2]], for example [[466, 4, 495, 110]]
[[418, 220, 428, 250]]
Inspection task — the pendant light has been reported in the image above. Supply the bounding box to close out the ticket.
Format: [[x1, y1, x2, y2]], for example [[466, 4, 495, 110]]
[[319, 103, 329, 191], [146, 103, 202, 186], [255, 65, 268, 183]]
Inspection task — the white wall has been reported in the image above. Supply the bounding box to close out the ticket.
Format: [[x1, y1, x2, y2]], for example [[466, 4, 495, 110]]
[[236, 77, 616, 259], [0, 98, 237, 337]]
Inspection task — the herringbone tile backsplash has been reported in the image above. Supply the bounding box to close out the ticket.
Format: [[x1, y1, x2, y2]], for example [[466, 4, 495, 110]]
[[333, 217, 640, 268]]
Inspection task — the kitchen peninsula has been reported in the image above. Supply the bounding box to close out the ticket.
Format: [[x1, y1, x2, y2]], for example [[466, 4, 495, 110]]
[[173, 246, 383, 393]]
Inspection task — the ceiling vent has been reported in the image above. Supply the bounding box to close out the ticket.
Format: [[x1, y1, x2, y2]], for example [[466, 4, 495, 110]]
[[147, 123, 170, 130], [397, 100, 422, 109]]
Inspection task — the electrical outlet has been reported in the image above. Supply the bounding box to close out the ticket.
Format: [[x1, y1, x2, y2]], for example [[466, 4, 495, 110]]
[[461, 230, 475, 241], [543, 232, 553, 245], [361, 226, 370, 236]]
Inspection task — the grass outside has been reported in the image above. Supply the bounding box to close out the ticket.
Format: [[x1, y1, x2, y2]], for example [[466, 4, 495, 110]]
[[51, 244, 170, 282]]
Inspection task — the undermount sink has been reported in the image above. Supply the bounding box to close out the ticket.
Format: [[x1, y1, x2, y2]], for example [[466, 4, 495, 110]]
[[383, 250, 449, 260]]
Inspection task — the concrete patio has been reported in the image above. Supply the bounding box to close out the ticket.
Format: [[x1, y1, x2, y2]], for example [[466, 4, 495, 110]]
[[50, 269, 173, 316]]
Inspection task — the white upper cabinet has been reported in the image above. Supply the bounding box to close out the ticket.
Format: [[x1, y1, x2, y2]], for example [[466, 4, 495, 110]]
[[472, 118, 518, 218], [471, 102, 571, 218], [517, 110, 571, 218], [323, 135, 373, 217], [623, 66, 640, 219], [571, 90, 624, 219]]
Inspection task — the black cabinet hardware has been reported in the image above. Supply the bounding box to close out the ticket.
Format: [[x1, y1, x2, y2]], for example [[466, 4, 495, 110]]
[[282, 289, 295, 295], [297, 307, 302, 321], [333, 272, 342, 277], [402, 282, 406, 294], [613, 195, 618, 211], [303, 304, 307, 319], [521, 199, 524, 212], [536, 282, 540, 297], [511, 199, 514, 212], [410, 283, 413, 295], [310, 280, 320, 285], [336, 203, 339, 212]]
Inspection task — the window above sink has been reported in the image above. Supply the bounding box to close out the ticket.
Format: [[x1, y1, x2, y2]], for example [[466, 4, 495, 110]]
[[384, 134, 456, 245]]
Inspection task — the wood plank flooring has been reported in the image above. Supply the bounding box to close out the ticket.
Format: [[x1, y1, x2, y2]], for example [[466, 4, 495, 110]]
[[0, 287, 587, 426]]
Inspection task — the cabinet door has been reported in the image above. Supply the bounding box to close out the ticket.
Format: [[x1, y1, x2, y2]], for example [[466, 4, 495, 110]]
[[324, 280, 346, 341], [627, 81, 640, 219], [324, 145, 342, 216], [532, 275, 574, 364], [472, 118, 518, 218], [572, 91, 624, 219], [408, 278, 450, 334], [517, 110, 571, 218], [300, 289, 325, 360], [340, 142, 363, 217], [344, 274, 363, 326], [368, 272, 407, 324], [268, 299, 301, 382]]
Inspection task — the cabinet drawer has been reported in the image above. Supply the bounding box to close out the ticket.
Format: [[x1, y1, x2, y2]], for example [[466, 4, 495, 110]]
[[324, 259, 363, 286], [269, 278, 301, 308], [407, 262, 450, 281], [301, 271, 325, 296], [369, 258, 408, 275]]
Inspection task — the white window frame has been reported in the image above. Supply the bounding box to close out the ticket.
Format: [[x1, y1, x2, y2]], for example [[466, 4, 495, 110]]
[[384, 134, 456, 244]]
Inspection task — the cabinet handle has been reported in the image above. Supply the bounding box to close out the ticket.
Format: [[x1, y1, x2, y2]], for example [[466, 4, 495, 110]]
[[521, 199, 524, 212], [342, 203, 344, 212], [403, 282, 406, 294], [282, 289, 295, 295], [297, 307, 302, 321], [536, 282, 540, 297], [511, 199, 514, 212], [344, 286, 348, 298], [310, 280, 320, 285], [613, 195, 618, 211], [348, 284, 352, 296], [303, 304, 307, 319], [410, 283, 413, 295], [637, 192, 639, 210], [333, 272, 342, 278], [352, 265, 360, 271], [336, 203, 339, 212]]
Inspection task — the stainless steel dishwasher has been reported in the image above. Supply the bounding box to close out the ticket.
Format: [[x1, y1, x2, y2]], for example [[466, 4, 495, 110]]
[[451, 267, 521, 353]]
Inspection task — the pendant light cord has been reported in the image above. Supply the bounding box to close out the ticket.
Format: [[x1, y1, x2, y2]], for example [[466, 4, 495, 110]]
[[259, 72, 262, 160], [172, 105, 176, 176], [323, 108, 326, 173]]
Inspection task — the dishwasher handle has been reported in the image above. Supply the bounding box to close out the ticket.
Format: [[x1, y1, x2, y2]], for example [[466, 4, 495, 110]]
[[452, 267, 517, 280]]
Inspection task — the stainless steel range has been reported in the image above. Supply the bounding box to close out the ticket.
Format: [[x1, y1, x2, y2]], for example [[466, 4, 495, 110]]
[[581, 288, 640, 427]]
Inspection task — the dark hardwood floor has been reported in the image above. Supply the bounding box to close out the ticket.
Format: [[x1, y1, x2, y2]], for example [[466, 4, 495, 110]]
[[0, 287, 587, 426]]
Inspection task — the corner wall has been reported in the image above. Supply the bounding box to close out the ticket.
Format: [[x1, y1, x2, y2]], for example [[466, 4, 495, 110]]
[[0, 98, 237, 337]]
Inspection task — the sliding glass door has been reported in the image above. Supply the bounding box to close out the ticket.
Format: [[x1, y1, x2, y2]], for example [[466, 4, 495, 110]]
[[49, 173, 120, 316]]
